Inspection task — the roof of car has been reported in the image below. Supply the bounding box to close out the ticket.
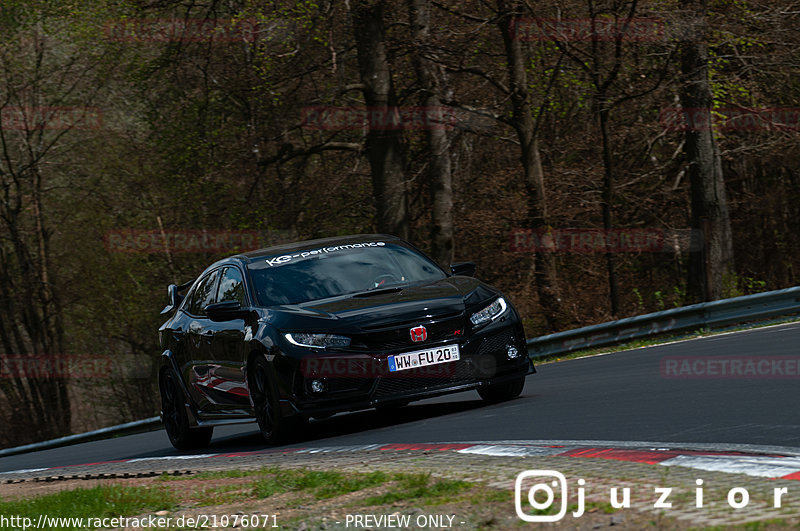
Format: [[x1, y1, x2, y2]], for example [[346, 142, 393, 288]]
[[234, 233, 402, 263]]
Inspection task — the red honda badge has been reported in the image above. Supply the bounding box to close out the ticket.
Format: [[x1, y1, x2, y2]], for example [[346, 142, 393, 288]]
[[410, 325, 427, 342]]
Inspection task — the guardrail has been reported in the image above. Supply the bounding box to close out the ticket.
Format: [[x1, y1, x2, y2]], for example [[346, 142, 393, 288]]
[[526, 286, 800, 358], [2, 286, 799, 459], [0, 417, 160, 459]]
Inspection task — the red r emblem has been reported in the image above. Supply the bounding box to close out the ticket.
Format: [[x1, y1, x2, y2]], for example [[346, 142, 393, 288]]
[[410, 325, 427, 342]]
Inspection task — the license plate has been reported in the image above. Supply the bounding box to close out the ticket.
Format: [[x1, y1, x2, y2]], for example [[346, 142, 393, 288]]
[[387, 344, 460, 372]]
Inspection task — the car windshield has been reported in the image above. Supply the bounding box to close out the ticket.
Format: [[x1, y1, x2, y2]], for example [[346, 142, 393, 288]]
[[247, 241, 446, 306]]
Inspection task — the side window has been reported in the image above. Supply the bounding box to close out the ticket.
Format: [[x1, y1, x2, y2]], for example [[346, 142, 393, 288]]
[[217, 267, 246, 306], [187, 270, 220, 316]]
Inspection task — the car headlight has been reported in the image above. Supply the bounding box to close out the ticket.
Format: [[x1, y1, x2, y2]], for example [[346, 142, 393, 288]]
[[470, 297, 508, 326], [284, 333, 351, 349]]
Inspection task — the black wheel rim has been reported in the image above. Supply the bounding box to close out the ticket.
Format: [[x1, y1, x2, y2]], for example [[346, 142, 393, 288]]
[[253, 363, 274, 439], [161, 376, 181, 441]]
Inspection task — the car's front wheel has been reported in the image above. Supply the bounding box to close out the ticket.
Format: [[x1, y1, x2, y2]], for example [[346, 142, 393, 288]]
[[250, 356, 287, 444], [478, 375, 525, 403], [160, 370, 213, 450]]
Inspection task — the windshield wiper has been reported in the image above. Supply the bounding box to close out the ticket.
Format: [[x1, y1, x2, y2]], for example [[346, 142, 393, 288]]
[[352, 286, 404, 297]]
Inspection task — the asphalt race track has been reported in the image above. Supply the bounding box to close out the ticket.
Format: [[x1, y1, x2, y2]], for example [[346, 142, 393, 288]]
[[2, 322, 799, 473]]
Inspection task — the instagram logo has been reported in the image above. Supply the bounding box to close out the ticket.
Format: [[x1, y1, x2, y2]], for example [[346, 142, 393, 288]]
[[515, 470, 585, 522]]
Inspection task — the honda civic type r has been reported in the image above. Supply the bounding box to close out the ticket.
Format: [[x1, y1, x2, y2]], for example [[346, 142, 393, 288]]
[[158, 234, 534, 449]]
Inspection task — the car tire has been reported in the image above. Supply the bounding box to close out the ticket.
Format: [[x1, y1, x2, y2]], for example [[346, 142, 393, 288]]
[[250, 356, 287, 444], [478, 375, 525, 403], [160, 370, 213, 450]]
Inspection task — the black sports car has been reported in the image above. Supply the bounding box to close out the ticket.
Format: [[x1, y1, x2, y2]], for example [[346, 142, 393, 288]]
[[158, 234, 534, 449]]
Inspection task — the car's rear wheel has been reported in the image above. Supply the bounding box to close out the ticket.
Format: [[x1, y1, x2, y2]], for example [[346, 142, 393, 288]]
[[478, 375, 525, 403], [250, 356, 287, 444], [160, 370, 213, 450]]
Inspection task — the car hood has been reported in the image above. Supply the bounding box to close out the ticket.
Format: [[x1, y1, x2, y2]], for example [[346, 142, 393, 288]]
[[262, 277, 500, 332]]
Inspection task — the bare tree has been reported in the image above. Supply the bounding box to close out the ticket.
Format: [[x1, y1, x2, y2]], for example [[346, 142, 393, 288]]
[[497, 0, 566, 329], [351, 0, 410, 238], [549, 0, 676, 316], [679, 0, 734, 301], [408, 0, 454, 265]]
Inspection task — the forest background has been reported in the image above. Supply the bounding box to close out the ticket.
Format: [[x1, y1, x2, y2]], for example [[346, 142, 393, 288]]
[[0, 0, 797, 447]]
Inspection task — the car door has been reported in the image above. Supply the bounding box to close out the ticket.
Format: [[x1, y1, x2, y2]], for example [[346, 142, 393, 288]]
[[184, 269, 220, 411], [207, 266, 250, 407]]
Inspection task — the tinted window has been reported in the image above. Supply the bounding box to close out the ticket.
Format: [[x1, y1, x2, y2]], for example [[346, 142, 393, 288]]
[[187, 269, 220, 316], [217, 267, 246, 306], [248, 242, 445, 306]]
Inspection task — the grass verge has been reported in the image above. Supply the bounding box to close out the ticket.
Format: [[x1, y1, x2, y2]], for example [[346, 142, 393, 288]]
[[0, 484, 174, 528]]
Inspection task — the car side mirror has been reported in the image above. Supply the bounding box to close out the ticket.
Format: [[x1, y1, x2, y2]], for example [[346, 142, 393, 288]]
[[450, 262, 476, 277], [205, 300, 247, 322], [161, 284, 182, 315]]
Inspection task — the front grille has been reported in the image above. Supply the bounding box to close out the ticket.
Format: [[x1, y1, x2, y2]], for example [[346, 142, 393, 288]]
[[359, 311, 462, 331], [373, 361, 476, 398], [352, 315, 466, 352]]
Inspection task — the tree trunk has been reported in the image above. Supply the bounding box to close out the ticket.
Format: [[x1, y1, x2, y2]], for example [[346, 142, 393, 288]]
[[408, 0, 454, 266], [351, 0, 410, 239], [598, 102, 620, 316], [679, 0, 734, 301], [497, 0, 565, 330]]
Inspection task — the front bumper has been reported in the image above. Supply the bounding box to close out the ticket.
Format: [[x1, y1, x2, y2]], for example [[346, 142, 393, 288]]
[[282, 321, 534, 417]]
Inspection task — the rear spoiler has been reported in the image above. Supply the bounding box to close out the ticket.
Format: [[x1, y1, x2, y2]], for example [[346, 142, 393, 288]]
[[160, 279, 194, 315]]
